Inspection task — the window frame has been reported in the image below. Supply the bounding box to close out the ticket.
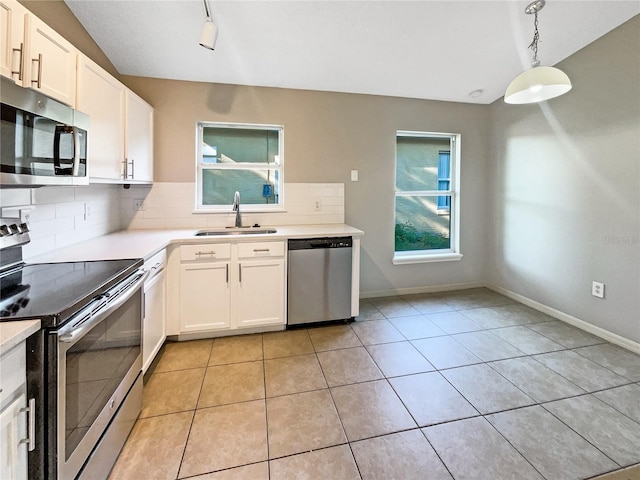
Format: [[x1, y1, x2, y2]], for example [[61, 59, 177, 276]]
[[393, 131, 462, 265], [195, 122, 285, 212]]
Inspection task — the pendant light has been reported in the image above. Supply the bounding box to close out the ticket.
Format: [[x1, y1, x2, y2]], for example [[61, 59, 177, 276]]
[[199, 0, 218, 50], [504, 0, 571, 104]]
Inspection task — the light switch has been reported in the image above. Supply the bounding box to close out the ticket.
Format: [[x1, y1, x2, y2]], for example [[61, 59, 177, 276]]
[[351, 170, 359, 182]]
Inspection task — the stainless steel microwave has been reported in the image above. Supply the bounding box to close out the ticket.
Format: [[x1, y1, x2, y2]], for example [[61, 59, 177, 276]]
[[1, 77, 89, 186]]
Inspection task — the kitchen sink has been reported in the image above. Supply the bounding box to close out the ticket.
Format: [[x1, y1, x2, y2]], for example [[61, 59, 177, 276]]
[[194, 227, 277, 236]]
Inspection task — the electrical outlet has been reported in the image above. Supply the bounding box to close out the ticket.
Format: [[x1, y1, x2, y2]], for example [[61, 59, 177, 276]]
[[592, 281, 605, 299], [134, 200, 146, 211], [314, 198, 322, 211], [351, 170, 359, 182]]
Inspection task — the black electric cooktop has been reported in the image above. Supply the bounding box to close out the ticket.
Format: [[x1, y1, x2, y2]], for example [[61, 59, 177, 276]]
[[0, 258, 142, 328]]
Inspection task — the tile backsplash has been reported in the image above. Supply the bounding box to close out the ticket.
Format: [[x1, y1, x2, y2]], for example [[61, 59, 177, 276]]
[[0, 182, 344, 259], [120, 182, 344, 230], [0, 185, 122, 259]]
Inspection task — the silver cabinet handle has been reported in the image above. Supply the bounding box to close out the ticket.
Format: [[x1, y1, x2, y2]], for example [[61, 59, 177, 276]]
[[253, 248, 270, 253], [19, 398, 36, 452], [123, 158, 134, 179], [195, 251, 216, 257], [11, 42, 23, 80], [226, 263, 229, 283], [130, 158, 135, 179], [238, 264, 242, 283], [31, 53, 42, 88]]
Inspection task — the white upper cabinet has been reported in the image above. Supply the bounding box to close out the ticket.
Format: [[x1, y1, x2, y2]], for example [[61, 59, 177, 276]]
[[0, 0, 77, 106], [125, 90, 154, 182], [25, 13, 77, 106], [77, 55, 153, 184], [77, 55, 126, 180], [2, 3, 153, 183], [0, 0, 27, 84]]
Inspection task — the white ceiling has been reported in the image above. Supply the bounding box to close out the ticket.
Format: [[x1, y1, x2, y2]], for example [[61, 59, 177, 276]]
[[64, 0, 639, 104]]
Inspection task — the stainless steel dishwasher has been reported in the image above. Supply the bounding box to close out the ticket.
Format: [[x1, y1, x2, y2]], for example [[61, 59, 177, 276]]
[[287, 237, 353, 326]]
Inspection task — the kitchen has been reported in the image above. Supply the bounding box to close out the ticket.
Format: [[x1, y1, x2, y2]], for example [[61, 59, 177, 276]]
[[1, 1, 639, 479]]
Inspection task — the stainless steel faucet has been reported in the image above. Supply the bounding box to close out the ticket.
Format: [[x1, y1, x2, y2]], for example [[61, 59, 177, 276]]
[[232, 191, 242, 227]]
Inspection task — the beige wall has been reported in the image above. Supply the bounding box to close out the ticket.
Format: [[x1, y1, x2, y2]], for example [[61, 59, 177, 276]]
[[123, 76, 492, 294], [488, 15, 640, 343]]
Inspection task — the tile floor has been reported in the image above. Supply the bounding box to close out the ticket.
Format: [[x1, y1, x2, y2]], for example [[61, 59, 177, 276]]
[[108, 288, 640, 480]]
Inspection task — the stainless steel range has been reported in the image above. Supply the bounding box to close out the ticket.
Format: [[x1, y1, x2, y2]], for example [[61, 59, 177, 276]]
[[0, 222, 146, 479]]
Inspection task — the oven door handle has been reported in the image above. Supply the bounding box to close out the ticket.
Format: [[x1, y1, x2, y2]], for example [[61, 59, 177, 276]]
[[58, 269, 149, 343]]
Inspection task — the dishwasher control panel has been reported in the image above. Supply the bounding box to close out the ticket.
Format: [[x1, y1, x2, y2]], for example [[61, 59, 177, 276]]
[[288, 236, 352, 250]]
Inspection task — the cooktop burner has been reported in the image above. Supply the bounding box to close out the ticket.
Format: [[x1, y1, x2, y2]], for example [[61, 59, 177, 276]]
[[0, 258, 142, 327]]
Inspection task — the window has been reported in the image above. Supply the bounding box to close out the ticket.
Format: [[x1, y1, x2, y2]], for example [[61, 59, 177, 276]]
[[393, 131, 462, 264], [196, 123, 284, 211]]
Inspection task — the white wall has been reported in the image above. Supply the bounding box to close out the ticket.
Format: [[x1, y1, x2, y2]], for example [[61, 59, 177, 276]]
[[0, 185, 122, 259], [0, 182, 344, 259], [119, 182, 345, 229], [487, 16, 640, 343]]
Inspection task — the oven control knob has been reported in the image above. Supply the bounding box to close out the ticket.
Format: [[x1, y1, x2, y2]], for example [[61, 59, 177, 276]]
[[8, 224, 19, 234], [0, 225, 10, 236], [19, 223, 29, 233]]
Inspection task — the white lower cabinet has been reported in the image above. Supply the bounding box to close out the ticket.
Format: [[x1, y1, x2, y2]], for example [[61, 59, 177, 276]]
[[143, 253, 167, 372], [0, 392, 28, 480], [180, 261, 231, 332], [179, 241, 285, 334], [237, 258, 285, 328], [0, 342, 30, 480]]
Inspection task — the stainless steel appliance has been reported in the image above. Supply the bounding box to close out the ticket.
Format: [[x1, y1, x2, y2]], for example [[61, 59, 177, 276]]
[[287, 237, 353, 326], [0, 222, 145, 479], [0, 76, 89, 186]]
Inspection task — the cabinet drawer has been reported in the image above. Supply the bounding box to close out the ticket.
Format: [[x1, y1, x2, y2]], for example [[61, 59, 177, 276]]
[[238, 241, 285, 258], [0, 342, 25, 405], [181, 244, 231, 261]]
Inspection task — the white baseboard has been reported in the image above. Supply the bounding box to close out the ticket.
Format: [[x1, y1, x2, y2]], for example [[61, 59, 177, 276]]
[[360, 281, 485, 299], [488, 284, 640, 355]]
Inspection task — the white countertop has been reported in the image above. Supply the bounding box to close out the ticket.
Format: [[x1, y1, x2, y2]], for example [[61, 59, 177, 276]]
[[9, 224, 361, 348], [0, 320, 40, 352], [29, 224, 364, 263]]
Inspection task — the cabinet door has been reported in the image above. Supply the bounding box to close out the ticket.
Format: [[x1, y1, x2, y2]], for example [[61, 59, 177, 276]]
[[0, 0, 26, 84], [26, 14, 77, 106], [180, 262, 231, 332], [125, 90, 154, 182], [236, 259, 285, 328], [76, 55, 125, 181], [143, 269, 166, 372], [0, 393, 28, 480]]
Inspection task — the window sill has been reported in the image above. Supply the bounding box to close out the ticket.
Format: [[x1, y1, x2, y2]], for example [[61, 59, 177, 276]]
[[392, 252, 463, 265]]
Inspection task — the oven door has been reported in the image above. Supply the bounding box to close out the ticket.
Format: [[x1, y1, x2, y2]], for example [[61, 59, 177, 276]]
[[56, 270, 147, 480]]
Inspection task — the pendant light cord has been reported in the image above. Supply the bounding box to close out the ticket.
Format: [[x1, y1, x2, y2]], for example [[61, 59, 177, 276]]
[[528, 10, 541, 67], [202, 0, 211, 19]]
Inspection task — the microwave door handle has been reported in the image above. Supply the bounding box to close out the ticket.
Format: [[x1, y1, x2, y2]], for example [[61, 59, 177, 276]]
[[72, 126, 80, 176], [58, 270, 149, 343], [53, 124, 62, 172]]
